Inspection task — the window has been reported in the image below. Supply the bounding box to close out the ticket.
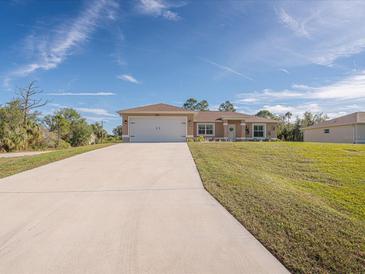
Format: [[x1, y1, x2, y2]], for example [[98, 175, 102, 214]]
[[253, 124, 265, 138], [324, 129, 330, 134], [197, 123, 214, 136]]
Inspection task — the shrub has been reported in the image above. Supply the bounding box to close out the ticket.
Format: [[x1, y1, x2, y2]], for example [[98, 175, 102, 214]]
[[195, 136, 205, 142]]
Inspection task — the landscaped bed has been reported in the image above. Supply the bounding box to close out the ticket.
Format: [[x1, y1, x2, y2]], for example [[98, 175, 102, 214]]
[[0, 143, 114, 179], [188, 142, 365, 273]]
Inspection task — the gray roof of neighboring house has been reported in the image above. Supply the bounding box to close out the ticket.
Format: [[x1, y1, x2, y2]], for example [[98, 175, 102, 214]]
[[303, 112, 365, 130], [117, 103, 279, 123]]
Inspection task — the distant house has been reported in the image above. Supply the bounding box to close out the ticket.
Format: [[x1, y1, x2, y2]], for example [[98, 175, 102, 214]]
[[303, 112, 365, 144], [117, 103, 279, 142]]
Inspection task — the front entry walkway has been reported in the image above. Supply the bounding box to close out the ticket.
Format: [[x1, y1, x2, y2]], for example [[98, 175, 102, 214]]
[[0, 143, 288, 274]]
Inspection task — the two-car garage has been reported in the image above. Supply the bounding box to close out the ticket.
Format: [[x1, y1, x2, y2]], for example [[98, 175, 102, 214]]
[[129, 116, 187, 142]]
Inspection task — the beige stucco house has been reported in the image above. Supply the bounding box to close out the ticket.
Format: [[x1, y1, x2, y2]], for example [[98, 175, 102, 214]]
[[117, 103, 278, 142], [303, 112, 365, 144]]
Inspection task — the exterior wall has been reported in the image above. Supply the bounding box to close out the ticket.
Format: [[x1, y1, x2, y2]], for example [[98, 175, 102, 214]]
[[193, 121, 277, 139], [355, 124, 365, 143], [245, 123, 252, 138], [358, 113, 365, 122], [193, 122, 224, 137], [215, 122, 224, 137], [121, 113, 194, 142], [266, 123, 277, 139], [244, 122, 277, 139], [304, 125, 355, 143], [122, 114, 278, 142], [228, 120, 243, 138]]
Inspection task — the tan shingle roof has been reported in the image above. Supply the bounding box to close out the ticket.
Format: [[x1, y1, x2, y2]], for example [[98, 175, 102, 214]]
[[118, 103, 194, 114], [194, 111, 279, 123], [303, 112, 365, 129], [117, 103, 279, 123]]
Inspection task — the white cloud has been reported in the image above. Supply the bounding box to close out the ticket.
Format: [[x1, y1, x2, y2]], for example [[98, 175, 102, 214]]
[[83, 116, 119, 122], [46, 92, 115, 96], [306, 71, 365, 100], [277, 8, 310, 38], [201, 58, 253, 80], [162, 10, 180, 21], [262, 103, 321, 115], [5, 0, 118, 83], [238, 98, 258, 103], [291, 84, 310, 90], [235, 71, 365, 117], [238, 71, 365, 103], [275, 1, 365, 65], [326, 111, 348, 119], [240, 1, 365, 67], [279, 68, 289, 74], [262, 89, 303, 98], [136, 0, 182, 21], [75, 107, 118, 117], [117, 74, 140, 84]]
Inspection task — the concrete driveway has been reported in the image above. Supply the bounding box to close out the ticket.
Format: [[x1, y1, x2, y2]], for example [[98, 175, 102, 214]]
[[0, 143, 288, 274]]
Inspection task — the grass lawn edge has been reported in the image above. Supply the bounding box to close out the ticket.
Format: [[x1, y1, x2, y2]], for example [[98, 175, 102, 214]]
[[187, 143, 290, 272], [0, 143, 116, 180], [187, 142, 365, 273]]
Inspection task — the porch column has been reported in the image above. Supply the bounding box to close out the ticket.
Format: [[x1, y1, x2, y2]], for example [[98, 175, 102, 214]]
[[240, 122, 246, 140], [223, 121, 228, 140]]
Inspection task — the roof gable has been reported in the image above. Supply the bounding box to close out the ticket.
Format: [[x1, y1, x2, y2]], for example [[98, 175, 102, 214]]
[[118, 103, 192, 114], [117, 103, 279, 123]]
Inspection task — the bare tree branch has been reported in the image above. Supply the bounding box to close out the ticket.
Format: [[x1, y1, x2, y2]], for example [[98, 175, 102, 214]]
[[16, 81, 48, 126]]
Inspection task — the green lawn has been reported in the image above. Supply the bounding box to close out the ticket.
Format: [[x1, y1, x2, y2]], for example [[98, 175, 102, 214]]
[[189, 142, 365, 273], [0, 143, 114, 179]]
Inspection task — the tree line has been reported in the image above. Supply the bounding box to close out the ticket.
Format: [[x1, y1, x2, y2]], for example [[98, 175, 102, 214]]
[[0, 82, 119, 152], [256, 110, 328, 141], [183, 98, 236, 111], [182, 98, 328, 141]]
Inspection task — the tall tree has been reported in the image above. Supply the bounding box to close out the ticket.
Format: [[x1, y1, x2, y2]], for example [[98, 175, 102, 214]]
[[183, 98, 209, 111], [195, 100, 209, 111], [0, 99, 42, 151], [284, 112, 292, 123], [44, 113, 70, 147], [17, 81, 47, 127], [219, 101, 236, 112], [43, 108, 92, 147], [70, 119, 92, 146], [256, 110, 277, 119], [277, 111, 329, 141], [112, 125, 123, 139], [183, 98, 198, 110], [91, 122, 107, 144], [0, 100, 27, 151]]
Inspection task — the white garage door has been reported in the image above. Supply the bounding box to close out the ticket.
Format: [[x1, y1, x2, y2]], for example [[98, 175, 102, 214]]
[[129, 116, 187, 142]]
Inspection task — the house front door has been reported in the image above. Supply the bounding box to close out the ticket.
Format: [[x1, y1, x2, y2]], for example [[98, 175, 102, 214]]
[[228, 124, 236, 141]]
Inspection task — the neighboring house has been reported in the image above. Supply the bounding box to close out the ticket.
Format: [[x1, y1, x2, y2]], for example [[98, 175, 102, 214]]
[[117, 103, 279, 142], [303, 112, 365, 144]]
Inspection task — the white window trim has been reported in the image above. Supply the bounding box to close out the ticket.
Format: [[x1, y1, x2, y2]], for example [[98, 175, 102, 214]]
[[197, 123, 215, 136], [252, 123, 266, 139]]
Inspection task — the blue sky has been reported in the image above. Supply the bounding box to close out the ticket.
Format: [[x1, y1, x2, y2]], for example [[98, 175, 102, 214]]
[[1, 0, 365, 132]]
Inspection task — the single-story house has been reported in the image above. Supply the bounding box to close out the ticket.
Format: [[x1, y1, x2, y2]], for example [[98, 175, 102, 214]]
[[303, 112, 365, 144], [117, 103, 279, 142]]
